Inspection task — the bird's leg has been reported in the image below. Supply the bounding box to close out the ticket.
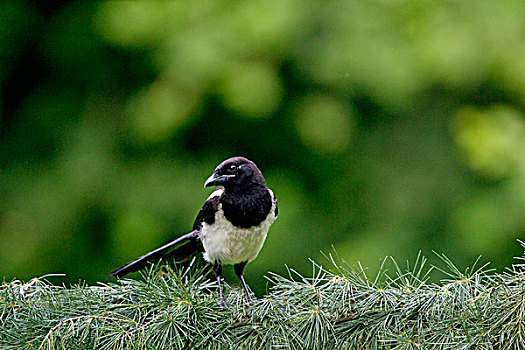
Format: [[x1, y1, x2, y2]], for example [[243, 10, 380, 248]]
[[234, 261, 253, 303], [213, 263, 227, 308]]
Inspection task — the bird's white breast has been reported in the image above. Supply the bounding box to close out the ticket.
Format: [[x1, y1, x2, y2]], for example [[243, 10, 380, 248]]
[[199, 189, 277, 265]]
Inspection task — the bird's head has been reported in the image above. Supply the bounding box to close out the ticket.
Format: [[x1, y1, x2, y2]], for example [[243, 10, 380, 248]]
[[204, 156, 266, 190]]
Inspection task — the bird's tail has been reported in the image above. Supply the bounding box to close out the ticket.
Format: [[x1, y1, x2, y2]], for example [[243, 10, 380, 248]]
[[108, 231, 203, 279]]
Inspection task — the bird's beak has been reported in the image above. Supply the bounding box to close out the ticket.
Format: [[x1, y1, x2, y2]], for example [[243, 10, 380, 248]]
[[204, 173, 234, 188]]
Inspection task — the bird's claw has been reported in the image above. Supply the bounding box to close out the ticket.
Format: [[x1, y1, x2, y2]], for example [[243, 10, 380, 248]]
[[219, 296, 229, 309]]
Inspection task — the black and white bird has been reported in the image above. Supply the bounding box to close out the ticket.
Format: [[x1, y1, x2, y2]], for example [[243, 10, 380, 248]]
[[108, 156, 278, 307]]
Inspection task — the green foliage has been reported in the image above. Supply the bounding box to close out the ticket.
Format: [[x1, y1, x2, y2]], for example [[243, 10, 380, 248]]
[[3, 249, 525, 349], [2, 0, 525, 295]]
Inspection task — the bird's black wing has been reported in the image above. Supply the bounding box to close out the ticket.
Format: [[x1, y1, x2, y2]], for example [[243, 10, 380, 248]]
[[193, 191, 221, 231], [108, 230, 203, 278], [109, 191, 221, 279]]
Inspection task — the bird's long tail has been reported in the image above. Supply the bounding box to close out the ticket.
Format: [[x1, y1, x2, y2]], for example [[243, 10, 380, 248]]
[[108, 230, 203, 278]]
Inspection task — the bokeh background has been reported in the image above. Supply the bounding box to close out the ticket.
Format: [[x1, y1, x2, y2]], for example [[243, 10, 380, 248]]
[[2, 0, 525, 294]]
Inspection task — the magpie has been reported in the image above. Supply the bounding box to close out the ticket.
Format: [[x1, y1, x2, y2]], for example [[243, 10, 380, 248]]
[[108, 156, 278, 307]]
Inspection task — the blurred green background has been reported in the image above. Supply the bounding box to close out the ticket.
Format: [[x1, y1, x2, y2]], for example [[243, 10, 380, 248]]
[[2, 0, 525, 294]]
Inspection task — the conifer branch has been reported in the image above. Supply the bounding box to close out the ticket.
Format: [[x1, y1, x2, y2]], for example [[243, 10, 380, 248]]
[[2, 244, 525, 349]]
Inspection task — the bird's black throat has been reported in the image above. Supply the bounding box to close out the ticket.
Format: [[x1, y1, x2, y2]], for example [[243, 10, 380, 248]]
[[220, 184, 272, 228]]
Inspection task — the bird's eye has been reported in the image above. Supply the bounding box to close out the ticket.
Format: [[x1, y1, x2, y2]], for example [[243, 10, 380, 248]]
[[228, 164, 237, 173]]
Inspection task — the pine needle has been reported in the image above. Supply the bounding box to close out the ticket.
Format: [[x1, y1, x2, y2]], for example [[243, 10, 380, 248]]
[[3, 250, 525, 349]]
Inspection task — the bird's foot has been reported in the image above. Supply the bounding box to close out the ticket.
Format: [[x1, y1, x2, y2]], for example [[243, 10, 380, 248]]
[[219, 296, 229, 309], [245, 292, 253, 304]]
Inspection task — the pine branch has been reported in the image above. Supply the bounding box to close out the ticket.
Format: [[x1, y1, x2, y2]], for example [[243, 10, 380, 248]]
[[2, 246, 525, 349]]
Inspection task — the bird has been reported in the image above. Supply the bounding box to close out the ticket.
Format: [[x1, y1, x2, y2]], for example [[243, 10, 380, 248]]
[[108, 156, 278, 307]]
